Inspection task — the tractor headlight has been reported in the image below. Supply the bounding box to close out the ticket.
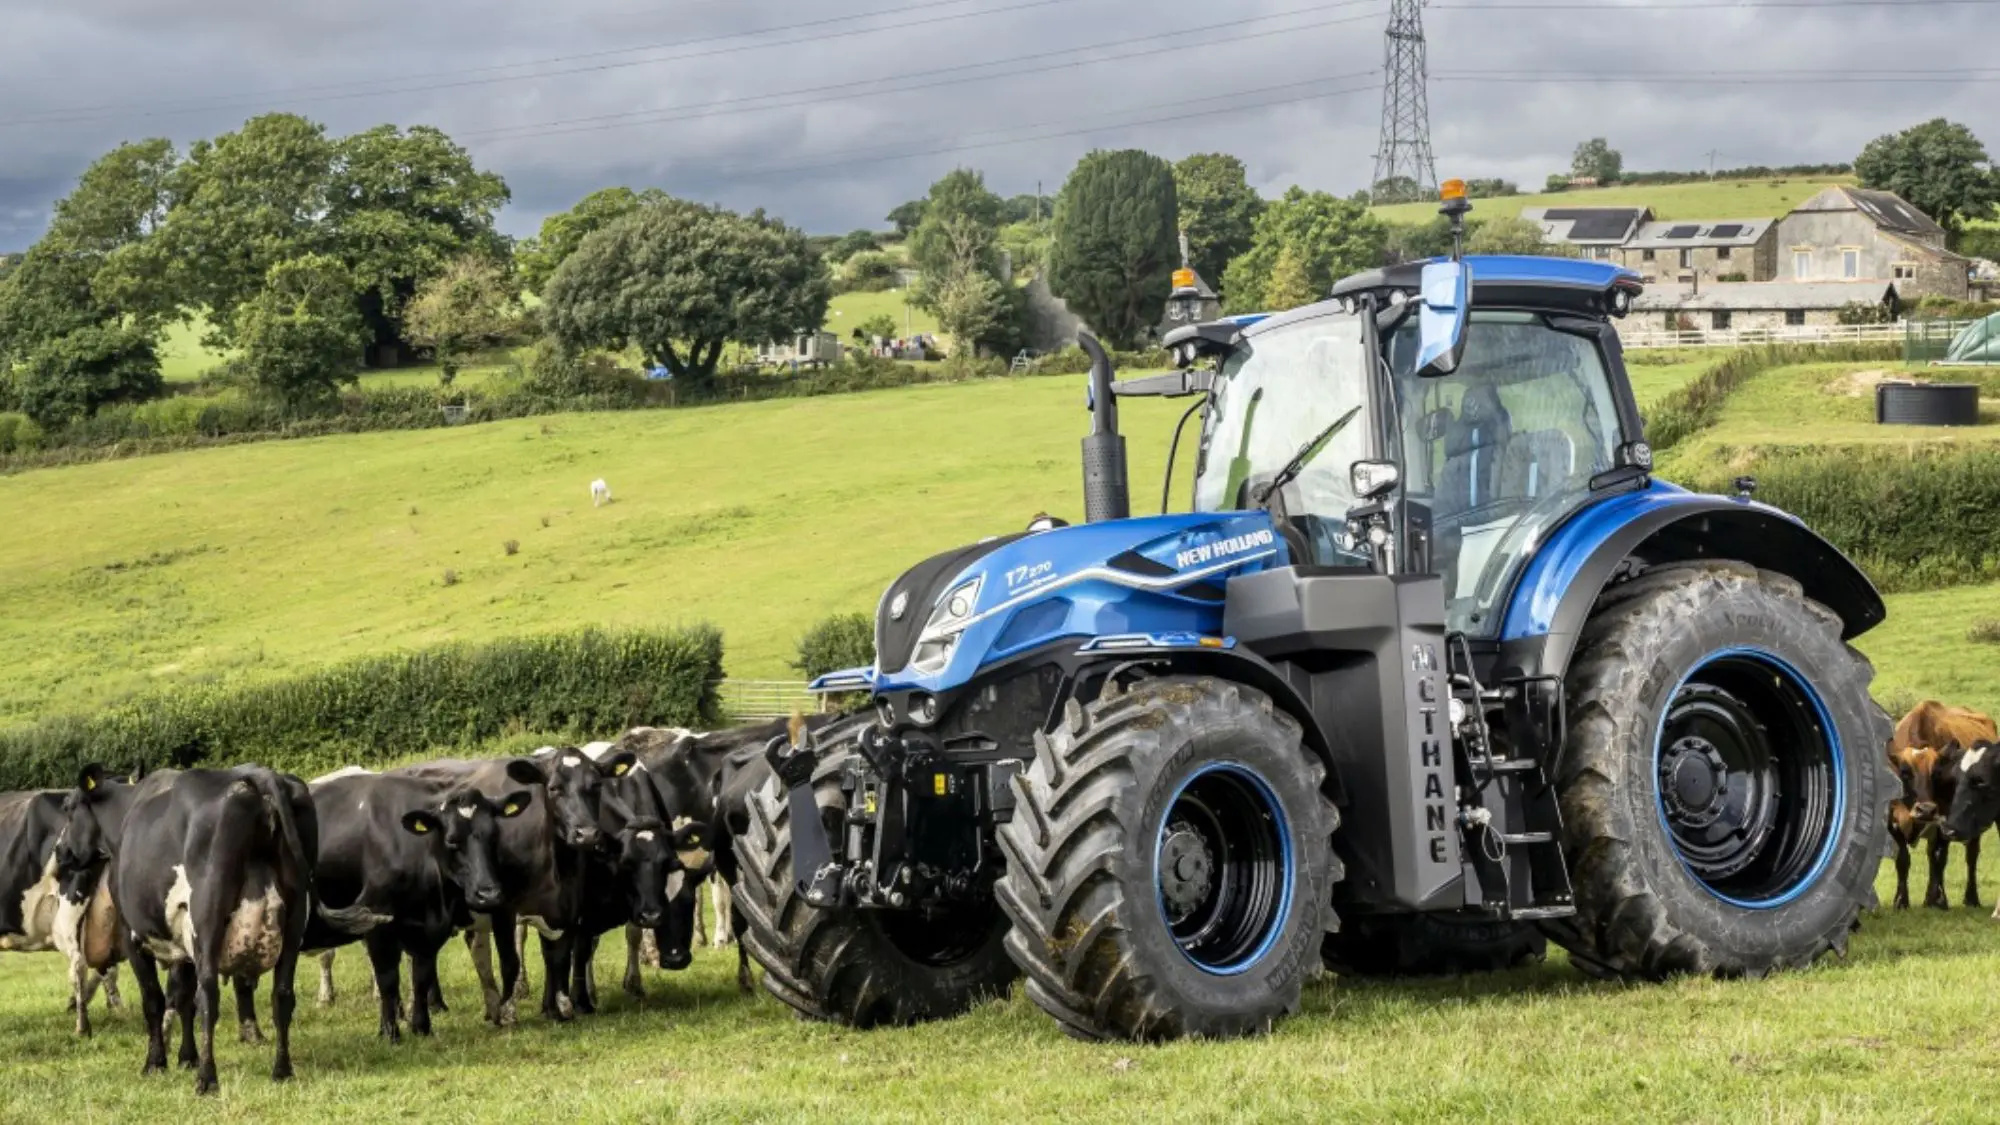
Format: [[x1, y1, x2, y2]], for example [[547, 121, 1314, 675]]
[[910, 576, 983, 675]]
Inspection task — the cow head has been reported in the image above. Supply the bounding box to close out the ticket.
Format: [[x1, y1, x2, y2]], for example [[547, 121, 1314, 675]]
[[537, 748, 639, 851], [1945, 740, 2000, 842], [609, 818, 674, 929], [403, 788, 534, 912], [655, 817, 717, 971], [55, 764, 133, 898], [1889, 743, 1947, 831]]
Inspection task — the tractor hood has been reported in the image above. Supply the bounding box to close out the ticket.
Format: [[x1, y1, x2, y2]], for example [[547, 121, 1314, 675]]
[[816, 511, 1290, 697]]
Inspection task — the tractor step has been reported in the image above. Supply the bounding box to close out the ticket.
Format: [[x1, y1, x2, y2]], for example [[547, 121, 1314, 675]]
[[1498, 831, 1554, 845], [1507, 905, 1576, 921], [1484, 758, 1541, 774]]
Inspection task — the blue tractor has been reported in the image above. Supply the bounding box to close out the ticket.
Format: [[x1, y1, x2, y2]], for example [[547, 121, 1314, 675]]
[[735, 187, 1893, 1041]]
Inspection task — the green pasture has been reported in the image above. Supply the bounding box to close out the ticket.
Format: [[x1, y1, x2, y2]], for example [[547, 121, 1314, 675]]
[[1372, 176, 1855, 227], [0, 850, 1997, 1122]]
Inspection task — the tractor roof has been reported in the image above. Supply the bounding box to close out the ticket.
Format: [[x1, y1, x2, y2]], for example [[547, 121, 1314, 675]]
[[1329, 255, 1644, 318]]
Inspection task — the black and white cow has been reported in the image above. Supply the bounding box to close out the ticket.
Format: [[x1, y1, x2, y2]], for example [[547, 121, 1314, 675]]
[[0, 788, 123, 1032], [61, 764, 317, 1095], [389, 757, 586, 1023], [300, 766, 533, 1040]]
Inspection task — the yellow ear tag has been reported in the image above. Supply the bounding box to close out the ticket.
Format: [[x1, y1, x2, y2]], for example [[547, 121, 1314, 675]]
[[613, 763, 630, 777], [413, 821, 429, 834], [504, 802, 521, 816], [84, 777, 96, 791]]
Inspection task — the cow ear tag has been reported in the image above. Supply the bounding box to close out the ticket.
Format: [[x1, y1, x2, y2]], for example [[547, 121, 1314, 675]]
[[84, 777, 95, 791], [613, 763, 630, 777], [504, 802, 521, 816], [412, 821, 429, 834]]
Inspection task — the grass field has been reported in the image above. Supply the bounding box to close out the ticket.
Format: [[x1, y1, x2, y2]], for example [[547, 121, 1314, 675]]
[[1, 851, 1998, 1122], [824, 289, 939, 341], [1372, 176, 1855, 227]]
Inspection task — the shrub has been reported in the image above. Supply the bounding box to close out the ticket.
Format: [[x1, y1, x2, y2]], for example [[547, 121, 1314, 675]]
[[13, 323, 163, 427], [231, 254, 368, 408], [520, 337, 642, 400], [0, 412, 43, 454], [838, 251, 902, 293], [0, 626, 725, 789], [793, 613, 876, 680]]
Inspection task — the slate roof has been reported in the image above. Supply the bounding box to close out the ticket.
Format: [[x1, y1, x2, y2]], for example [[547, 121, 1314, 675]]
[[1631, 280, 1898, 311], [1520, 206, 1651, 245], [1625, 218, 1774, 250]]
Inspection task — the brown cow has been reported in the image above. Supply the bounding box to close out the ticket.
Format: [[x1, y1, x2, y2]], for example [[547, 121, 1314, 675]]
[[1887, 701, 1997, 909]]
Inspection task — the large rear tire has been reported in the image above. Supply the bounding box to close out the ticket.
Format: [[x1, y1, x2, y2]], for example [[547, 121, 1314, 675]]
[[1549, 562, 1893, 979], [995, 676, 1340, 1041], [1322, 914, 1545, 977], [733, 735, 1018, 1028]]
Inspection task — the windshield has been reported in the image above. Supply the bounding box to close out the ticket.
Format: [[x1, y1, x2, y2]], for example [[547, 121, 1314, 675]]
[[1388, 310, 1625, 635], [1193, 311, 1373, 566]]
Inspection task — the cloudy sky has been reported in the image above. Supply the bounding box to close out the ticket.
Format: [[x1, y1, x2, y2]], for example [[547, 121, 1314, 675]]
[[1, 0, 1995, 249]]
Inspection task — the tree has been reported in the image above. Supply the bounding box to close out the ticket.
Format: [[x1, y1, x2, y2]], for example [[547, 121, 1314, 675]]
[[1262, 248, 1320, 311], [1000, 193, 1050, 224], [1047, 149, 1181, 348], [826, 228, 883, 264], [886, 199, 928, 237], [0, 248, 104, 364], [11, 324, 161, 428], [1466, 216, 1570, 257], [543, 199, 831, 384], [1465, 178, 1520, 199], [1221, 188, 1387, 315], [854, 313, 898, 339], [403, 256, 522, 384], [1571, 138, 1622, 183], [231, 254, 368, 407], [1371, 175, 1425, 204], [928, 269, 1014, 352], [908, 169, 1005, 282], [517, 187, 667, 293], [1854, 118, 2000, 237], [1174, 153, 1265, 286], [793, 612, 875, 679]]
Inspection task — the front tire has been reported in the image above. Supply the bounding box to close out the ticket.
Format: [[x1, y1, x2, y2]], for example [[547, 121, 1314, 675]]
[[1550, 562, 1893, 979], [733, 736, 1018, 1028], [995, 676, 1340, 1041]]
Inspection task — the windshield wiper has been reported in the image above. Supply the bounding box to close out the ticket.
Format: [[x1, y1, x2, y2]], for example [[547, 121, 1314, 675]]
[[1255, 404, 1364, 506]]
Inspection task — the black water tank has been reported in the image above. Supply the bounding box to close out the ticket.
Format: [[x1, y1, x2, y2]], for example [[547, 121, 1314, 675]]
[[1876, 381, 1980, 426]]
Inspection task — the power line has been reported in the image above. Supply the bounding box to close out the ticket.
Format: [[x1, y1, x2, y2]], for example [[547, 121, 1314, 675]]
[[1435, 68, 2000, 83], [0, 0, 1091, 129], [1432, 0, 1997, 9], [465, 3, 1387, 143], [701, 74, 1383, 181]]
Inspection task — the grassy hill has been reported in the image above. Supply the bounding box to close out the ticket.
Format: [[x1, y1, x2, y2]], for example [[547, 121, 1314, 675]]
[[1372, 176, 1856, 226]]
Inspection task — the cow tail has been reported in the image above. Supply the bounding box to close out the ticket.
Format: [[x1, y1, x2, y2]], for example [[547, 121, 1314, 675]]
[[249, 769, 310, 888]]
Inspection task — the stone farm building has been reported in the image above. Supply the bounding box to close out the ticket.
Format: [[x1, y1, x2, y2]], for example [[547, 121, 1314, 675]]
[[1774, 186, 1973, 300], [1615, 219, 1779, 286], [1520, 206, 1651, 260], [1631, 280, 1899, 332]]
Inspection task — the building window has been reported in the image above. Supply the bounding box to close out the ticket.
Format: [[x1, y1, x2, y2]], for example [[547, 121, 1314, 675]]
[[1663, 313, 1677, 330], [1642, 249, 1656, 262], [1717, 246, 1733, 260], [1712, 310, 1732, 330], [1893, 263, 1916, 280], [1794, 251, 1811, 279], [1680, 249, 1694, 270], [1785, 309, 1807, 327], [1842, 248, 1860, 279]]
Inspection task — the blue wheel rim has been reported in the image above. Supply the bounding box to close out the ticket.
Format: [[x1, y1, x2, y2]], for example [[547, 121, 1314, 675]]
[[1154, 762, 1296, 975], [1651, 647, 1845, 909]]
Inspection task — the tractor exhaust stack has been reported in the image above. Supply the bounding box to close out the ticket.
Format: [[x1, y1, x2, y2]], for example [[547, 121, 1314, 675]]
[[1079, 332, 1130, 523]]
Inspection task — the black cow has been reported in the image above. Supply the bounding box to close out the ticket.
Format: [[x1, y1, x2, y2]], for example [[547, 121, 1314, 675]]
[[390, 757, 585, 1023], [0, 788, 123, 1032], [299, 767, 533, 1040], [60, 764, 317, 1095], [1944, 739, 2000, 920]]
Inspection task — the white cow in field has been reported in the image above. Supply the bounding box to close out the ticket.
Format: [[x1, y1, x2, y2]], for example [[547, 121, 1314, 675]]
[[591, 479, 611, 507]]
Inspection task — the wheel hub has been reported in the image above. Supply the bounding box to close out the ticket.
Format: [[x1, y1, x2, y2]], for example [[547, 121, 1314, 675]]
[[1659, 736, 1731, 827], [1159, 823, 1214, 920]]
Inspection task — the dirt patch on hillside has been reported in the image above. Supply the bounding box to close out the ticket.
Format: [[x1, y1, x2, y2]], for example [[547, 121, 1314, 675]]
[[1822, 369, 1901, 397]]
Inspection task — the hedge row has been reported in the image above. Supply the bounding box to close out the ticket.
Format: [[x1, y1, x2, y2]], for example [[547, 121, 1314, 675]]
[[1668, 444, 2000, 592], [1, 348, 1168, 472], [0, 625, 724, 790], [1643, 342, 1903, 451]]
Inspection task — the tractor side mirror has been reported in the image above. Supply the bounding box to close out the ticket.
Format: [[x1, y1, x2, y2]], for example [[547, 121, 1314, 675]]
[[1415, 260, 1471, 378]]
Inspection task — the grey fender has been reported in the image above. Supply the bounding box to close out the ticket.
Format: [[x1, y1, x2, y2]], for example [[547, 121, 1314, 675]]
[[1494, 493, 1886, 683]]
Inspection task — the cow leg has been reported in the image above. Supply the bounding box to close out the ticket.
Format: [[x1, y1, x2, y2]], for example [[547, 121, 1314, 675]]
[[75, 963, 102, 1036], [408, 937, 443, 1037], [364, 931, 404, 1042], [316, 950, 337, 1007], [236, 975, 263, 1044], [466, 923, 501, 1024], [492, 911, 523, 1027], [539, 929, 577, 1022], [570, 931, 597, 1016], [427, 972, 448, 1014], [270, 946, 298, 1082], [102, 964, 123, 1010], [623, 924, 646, 999], [1891, 835, 1912, 908], [172, 962, 200, 1071], [512, 921, 532, 1004], [191, 967, 223, 1095], [1926, 834, 1951, 909], [712, 879, 734, 949], [733, 898, 754, 994], [1965, 834, 1984, 909], [130, 947, 170, 1075]]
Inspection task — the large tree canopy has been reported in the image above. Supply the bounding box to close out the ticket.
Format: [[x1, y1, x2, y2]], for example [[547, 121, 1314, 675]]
[[1221, 188, 1386, 315], [1571, 138, 1623, 183], [1174, 153, 1265, 289], [543, 199, 830, 383], [908, 168, 1006, 282], [517, 186, 668, 294], [1047, 149, 1180, 348], [1854, 118, 2000, 237]]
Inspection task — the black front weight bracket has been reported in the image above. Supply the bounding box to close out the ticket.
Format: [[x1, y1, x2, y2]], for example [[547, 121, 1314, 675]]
[[766, 731, 845, 906]]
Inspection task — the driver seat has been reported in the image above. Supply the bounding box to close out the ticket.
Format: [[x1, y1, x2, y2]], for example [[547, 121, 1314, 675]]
[[1436, 384, 1512, 520]]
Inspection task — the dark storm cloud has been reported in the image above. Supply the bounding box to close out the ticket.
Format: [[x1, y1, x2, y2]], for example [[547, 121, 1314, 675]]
[[0, 0, 1993, 249]]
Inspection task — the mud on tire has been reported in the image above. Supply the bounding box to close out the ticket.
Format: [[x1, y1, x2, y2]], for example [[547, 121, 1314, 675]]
[[1548, 562, 1894, 979], [733, 730, 1017, 1028], [995, 676, 1341, 1041]]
